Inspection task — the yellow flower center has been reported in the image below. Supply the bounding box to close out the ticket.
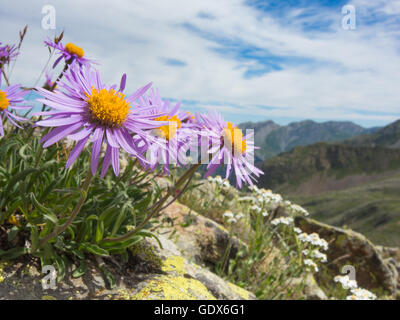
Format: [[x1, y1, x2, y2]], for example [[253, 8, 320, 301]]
[[0, 90, 10, 110], [65, 42, 84, 58], [152, 115, 181, 140], [222, 122, 247, 155], [86, 87, 130, 127]]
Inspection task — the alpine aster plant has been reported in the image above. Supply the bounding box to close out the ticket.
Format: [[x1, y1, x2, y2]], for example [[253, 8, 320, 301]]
[[134, 89, 196, 174], [0, 73, 30, 137], [197, 111, 263, 188], [35, 65, 167, 177]]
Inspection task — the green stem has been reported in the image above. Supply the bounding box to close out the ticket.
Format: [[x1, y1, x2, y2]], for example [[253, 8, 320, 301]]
[[102, 163, 200, 243], [37, 168, 94, 249], [1, 69, 10, 86]]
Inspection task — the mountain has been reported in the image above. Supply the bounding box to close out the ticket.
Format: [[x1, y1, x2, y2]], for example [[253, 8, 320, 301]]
[[257, 119, 400, 247], [344, 119, 400, 148], [239, 120, 378, 161], [288, 173, 400, 247], [258, 142, 400, 194]]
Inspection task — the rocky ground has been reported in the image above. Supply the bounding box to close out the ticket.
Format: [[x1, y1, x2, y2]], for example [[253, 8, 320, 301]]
[[0, 201, 399, 300]]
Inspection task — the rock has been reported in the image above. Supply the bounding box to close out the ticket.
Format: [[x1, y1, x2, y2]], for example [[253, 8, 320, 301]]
[[158, 202, 247, 267], [296, 216, 397, 297], [291, 274, 328, 300], [0, 234, 254, 300]]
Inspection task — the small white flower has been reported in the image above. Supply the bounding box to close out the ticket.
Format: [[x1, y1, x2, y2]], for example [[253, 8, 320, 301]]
[[250, 205, 261, 213], [347, 288, 376, 300], [334, 275, 358, 290], [227, 217, 237, 224], [271, 217, 294, 226], [235, 213, 245, 220], [304, 259, 319, 272], [311, 249, 327, 263], [223, 211, 234, 218], [262, 211, 269, 217], [293, 227, 302, 234]]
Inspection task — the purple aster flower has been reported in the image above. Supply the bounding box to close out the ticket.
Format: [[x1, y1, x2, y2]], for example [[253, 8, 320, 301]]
[[134, 89, 196, 174], [44, 71, 57, 90], [196, 111, 263, 188], [45, 39, 94, 69], [0, 73, 30, 137], [34, 65, 167, 177], [0, 42, 18, 66]]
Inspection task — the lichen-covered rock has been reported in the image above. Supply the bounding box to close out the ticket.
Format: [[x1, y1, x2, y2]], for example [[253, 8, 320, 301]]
[[158, 202, 247, 267], [296, 216, 397, 297], [291, 274, 327, 300], [0, 234, 254, 300]]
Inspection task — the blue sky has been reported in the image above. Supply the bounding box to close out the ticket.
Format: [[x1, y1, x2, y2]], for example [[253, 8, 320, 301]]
[[1, 0, 400, 127]]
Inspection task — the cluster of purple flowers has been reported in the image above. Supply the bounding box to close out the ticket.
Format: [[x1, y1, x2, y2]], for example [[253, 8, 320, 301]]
[[1, 39, 263, 188]]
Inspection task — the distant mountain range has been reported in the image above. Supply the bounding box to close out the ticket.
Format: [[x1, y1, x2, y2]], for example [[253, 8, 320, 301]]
[[239, 120, 380, 162], [253, 119, 400, 247]]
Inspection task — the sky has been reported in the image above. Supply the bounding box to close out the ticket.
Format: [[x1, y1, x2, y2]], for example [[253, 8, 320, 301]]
[[1, 0, 400, 128]]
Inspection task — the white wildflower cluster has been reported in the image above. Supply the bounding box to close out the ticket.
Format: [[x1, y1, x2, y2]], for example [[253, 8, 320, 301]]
[[297, 232, 329, 251], [302, 249, 327, 263], [283, 201, 309, 217], [334, 275, 358, 289], [271, 217, 294, 226], [223, 211, 244, 224], [207, 175, 230, 189], [304, 259, 319, 272], [334, 275, 377, 300], [346, 288, 377, 300], [248, 185, 282, 210]]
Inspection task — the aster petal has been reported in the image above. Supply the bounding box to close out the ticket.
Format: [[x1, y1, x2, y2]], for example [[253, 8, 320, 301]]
[[119, 74, 127, 92], [100, 144, 112, 178], [0, 115, 4, 137], [91, 127, 104, 175], [42, 122, 83, 147], [106, 128, 119, 148], [127, 82, 152, 102], [66, 135, 90, 168], [67, 125, 93, 141], [111, 147, 119, 176], [36, 115, 83, 127]]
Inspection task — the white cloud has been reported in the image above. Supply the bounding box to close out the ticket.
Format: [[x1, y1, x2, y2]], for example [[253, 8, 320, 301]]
[[1, 0, 399, 126]]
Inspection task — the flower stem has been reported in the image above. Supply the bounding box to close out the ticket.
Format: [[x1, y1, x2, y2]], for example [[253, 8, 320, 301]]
[[1, 69, 10, 86], [36, 168, 93, 250], [102, 163, 201, 243]]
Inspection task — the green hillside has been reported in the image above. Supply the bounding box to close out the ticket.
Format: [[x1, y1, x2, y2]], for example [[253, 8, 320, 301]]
[[288, 174, 400, 247], [258, 142, 400, 194]]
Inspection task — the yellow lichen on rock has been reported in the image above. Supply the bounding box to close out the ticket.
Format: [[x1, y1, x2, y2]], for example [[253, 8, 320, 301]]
[[0, 264, 5, 283], [227, 282, 251, 300], [162, 255, 186, 275], [132, 275, 216, 300]]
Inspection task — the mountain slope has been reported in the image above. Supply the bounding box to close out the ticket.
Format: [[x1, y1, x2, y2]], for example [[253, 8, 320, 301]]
[[258, 142, 400, 194], [239, 120, 376, 161], [289, 174, 400, 246], [344, 119, 400, 148]]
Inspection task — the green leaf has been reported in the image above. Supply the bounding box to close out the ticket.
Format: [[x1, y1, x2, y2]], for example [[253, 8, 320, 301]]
[[99, 265, 116, 289], [95, 220, 104, 243], [80, 243, 109, 257], [8, 226, 20, 242], [72, 260, 87, 278], [54, 254, 66, 283], [0, 247, 29, 259]]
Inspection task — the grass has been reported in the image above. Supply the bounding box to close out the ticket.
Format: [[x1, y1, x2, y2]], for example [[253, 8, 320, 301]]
[[288, 172, 400, 247]]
